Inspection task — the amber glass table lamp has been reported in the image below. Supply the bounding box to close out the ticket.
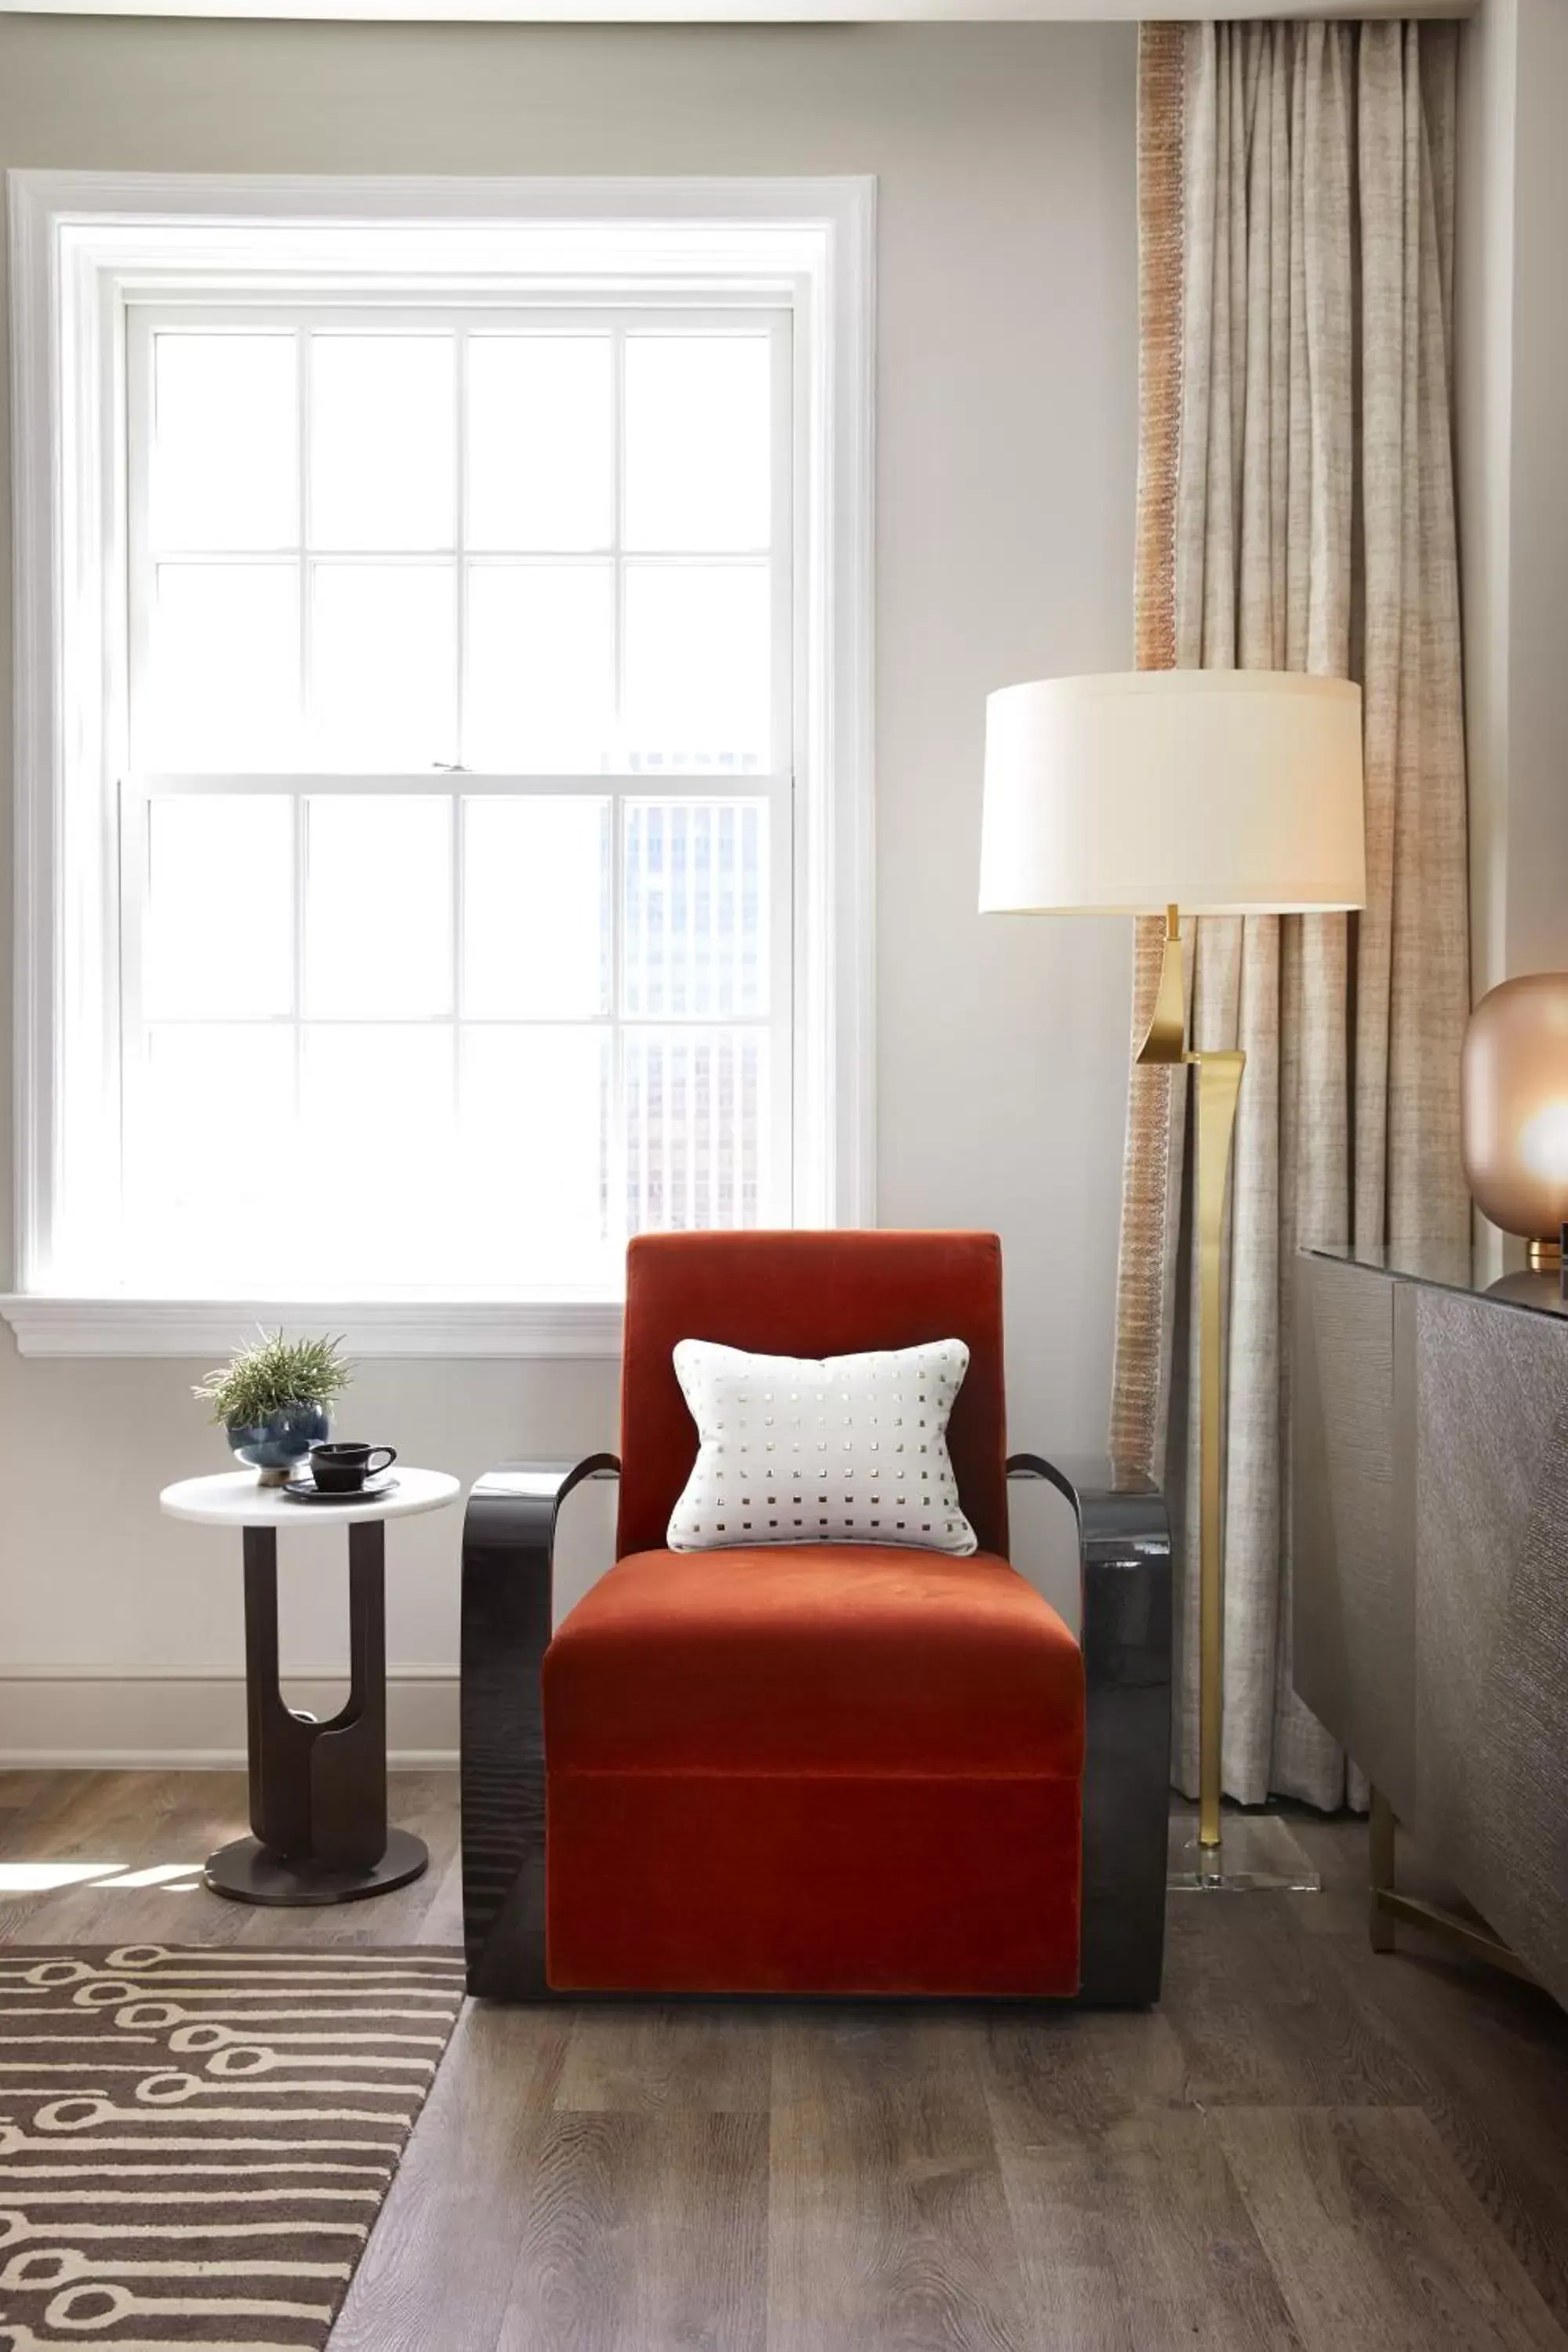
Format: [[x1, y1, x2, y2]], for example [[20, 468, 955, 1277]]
[[979, 670, 1365, 1886], [1462, 975, 1568, 1272]]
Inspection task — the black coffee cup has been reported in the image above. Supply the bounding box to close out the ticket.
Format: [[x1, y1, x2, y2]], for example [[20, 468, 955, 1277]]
[[309, 1441, 397, 1494]]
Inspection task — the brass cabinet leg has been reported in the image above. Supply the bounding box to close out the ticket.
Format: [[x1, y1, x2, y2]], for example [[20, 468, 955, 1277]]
[[1366, 1783, 1534, 1982], [1369, 1784, 1397, 1952]]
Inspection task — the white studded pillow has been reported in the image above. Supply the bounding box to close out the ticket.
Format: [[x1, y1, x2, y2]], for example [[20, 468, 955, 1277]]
[[666, 1338, 978, 1556]]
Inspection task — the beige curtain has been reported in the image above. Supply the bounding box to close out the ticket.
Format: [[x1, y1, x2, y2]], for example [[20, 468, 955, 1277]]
[[1114, 20, 1470, 1810]]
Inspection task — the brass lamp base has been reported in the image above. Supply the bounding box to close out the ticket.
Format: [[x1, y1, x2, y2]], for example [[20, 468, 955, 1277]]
[[1168, 1807, 1322, 1893], [1526, 1236, 1563, 1272], [1141, 907, 1322, 1895]]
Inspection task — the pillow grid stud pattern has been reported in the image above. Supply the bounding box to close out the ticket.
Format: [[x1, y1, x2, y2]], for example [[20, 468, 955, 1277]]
[[666, 1337, 979, 1555]]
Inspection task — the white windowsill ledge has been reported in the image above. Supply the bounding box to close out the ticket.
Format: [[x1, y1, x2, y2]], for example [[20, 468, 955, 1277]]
[[0, 1294, 625, 1359]]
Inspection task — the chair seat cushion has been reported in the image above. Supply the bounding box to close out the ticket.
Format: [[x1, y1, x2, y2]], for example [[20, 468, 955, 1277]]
[[543, 1544, 1083, 1778]]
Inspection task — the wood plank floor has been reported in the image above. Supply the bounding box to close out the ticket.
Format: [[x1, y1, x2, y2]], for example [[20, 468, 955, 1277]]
[[3, 1769, 1567, 2350]]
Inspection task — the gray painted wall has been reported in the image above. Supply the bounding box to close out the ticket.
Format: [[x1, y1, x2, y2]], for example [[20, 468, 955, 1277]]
[[0, 20, 1140, 1759], [1459, 0, 1568, 992], [1501, 0, 1568, 981], [1456, 0, 1568, 1278]]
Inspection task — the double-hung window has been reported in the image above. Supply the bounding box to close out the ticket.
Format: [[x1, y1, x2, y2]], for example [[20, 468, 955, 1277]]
[[125, 305, 791, 1296], [5, 183, 873, 1348]]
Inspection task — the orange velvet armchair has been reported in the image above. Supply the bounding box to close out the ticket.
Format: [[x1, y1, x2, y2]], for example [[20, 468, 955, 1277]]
[[461, 1231, 1171, 2004]]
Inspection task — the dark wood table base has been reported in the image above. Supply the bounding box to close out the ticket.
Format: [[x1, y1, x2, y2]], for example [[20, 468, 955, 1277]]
[[205, 1825, 429, 1906], [216, 1516, 424, 1907]]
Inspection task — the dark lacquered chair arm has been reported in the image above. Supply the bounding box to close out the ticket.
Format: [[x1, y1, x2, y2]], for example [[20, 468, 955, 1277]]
[[1007, 1450, 1163, 1507], [1008, 1450, 1172, 2005], [460, 1454, 619, 1997], [1007, 1453, 1171, 1607], [464, 1454, 621, 1554]]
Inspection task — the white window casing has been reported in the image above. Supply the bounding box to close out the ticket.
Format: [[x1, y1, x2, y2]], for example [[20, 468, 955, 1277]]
[[4, 173, 875, 1357]]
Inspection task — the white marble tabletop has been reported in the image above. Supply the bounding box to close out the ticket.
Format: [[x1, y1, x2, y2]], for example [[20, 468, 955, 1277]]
[[158, 1466, 462, 1530]]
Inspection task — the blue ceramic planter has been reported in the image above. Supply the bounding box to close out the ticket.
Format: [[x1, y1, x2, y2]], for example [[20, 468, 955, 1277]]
[[227, 1402, 329, 1485]]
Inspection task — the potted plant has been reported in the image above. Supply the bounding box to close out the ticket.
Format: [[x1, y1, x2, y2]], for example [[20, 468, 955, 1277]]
[[194, 1328, 353, 1486]]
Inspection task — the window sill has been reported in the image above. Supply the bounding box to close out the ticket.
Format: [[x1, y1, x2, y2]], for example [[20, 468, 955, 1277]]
[[0, 1293, 624, 1360]]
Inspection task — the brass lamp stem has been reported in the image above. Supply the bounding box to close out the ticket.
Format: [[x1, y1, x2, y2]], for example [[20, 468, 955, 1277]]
[[1136, 904, 1189, 1067], [1135, 905, 1244, 1853]]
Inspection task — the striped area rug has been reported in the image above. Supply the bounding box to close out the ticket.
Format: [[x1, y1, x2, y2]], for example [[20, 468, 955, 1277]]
[[0, 1944, 464, 2350]]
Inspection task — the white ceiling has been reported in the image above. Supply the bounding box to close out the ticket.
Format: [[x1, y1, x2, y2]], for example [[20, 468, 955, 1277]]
[[0, 0, 1478, 20]]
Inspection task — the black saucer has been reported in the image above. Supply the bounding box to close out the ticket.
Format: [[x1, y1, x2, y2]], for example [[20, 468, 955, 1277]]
[[281, 1473, 399, 1506]]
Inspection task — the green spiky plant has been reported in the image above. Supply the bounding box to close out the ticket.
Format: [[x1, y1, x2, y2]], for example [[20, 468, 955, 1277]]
[[194, 1328, 353, 1427]]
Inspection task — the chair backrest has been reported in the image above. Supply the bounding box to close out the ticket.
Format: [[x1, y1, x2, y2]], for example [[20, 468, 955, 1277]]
[[616, 1229, 1010, 1559]]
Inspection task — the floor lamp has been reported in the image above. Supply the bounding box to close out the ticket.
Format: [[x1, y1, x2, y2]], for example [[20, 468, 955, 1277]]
[[979, 670, 1365, 1888]]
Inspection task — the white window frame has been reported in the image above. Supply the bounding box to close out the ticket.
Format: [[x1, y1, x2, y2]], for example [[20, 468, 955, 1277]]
[[2, 172, 876, 1358]]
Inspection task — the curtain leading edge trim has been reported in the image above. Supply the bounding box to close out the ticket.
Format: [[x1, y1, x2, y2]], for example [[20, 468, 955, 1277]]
[[1109, 20, 1187, 1478]]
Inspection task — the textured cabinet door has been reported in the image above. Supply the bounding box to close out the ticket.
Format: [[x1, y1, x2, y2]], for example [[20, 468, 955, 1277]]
[[1293, 1254, 1417, 1817], [1414, 1286, 1568, 2009]]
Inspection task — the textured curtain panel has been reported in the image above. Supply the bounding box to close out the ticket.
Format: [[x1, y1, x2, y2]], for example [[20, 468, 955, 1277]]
[[1113, 19, 1470, 1811]]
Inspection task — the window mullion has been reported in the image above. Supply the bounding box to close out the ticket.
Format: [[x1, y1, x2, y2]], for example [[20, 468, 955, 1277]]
[[293, 326, 310, 1173], [611, 792, 627, 1264], [292, 792, 308, 1200], [296, 327, 311, 765], [450, 793, 463, 1165], [773, 313, 798, 1224], [454, 325, 469, 770], [612, 319, 626, 766], [452, 328, 469, 1178], [610, 321, 629, 1258]]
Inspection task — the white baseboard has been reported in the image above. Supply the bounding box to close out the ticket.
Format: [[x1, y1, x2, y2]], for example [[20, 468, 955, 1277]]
[[0, 1664, 459, 1768]]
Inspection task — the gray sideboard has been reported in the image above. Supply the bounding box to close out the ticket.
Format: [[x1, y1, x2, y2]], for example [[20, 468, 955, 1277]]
[[1294, 1243, 1568, 2009]]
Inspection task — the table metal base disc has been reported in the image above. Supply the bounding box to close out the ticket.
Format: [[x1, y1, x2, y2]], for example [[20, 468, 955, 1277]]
[[204, 1828, 429, 1907]]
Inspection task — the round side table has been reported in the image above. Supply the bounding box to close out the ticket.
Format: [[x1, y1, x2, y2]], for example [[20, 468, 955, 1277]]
[[160, 1467, 461, 1906]]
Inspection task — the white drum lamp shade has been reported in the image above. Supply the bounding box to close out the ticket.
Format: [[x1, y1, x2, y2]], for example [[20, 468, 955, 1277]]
[[979, 669, 1365, 918]]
